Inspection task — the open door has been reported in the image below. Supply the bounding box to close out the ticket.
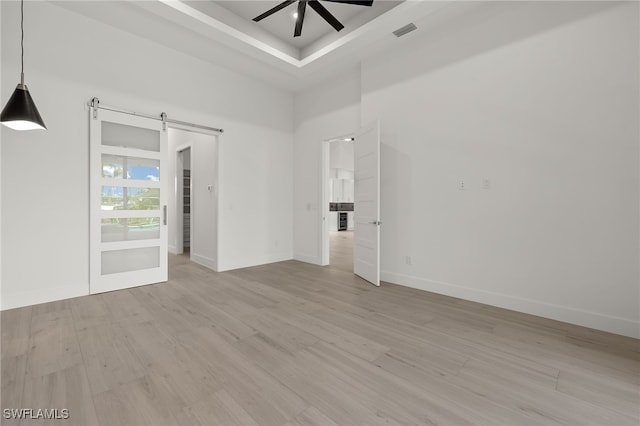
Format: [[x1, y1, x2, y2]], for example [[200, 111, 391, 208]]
[[90, 108, 168, 294], [354, 121, 381, 286]]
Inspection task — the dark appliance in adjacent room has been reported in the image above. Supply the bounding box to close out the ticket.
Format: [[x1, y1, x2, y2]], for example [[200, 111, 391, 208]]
[[338, 212, 348, 231], [337, 202, 354, 212]]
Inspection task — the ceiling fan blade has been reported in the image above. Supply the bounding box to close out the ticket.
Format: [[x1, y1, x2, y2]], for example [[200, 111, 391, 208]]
[[253, 0, 296, 22], [321, 0, 374, 6], [309, 0, 344, 32], [294, 1, 307, 37]]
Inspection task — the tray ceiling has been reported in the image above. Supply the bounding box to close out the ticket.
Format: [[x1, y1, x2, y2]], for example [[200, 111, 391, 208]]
[[211, 1, 401, 51], [53, 0, 459, 91]]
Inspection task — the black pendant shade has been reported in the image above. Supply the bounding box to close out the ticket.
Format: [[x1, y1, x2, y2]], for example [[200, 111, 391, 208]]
[[1, 0, 46, 131], [1, 84, 46, 131]]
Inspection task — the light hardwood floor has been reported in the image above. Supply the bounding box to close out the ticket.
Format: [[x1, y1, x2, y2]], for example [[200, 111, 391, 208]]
[[2, 232, 639, 425]]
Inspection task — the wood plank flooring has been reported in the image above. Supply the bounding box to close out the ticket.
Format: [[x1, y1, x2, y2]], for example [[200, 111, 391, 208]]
[[2, 231, 639, 425]]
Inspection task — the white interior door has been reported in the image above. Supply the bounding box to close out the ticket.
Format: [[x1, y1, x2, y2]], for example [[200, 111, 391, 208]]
[[354, 121, 381, 286], [90, 108, 168, 294]]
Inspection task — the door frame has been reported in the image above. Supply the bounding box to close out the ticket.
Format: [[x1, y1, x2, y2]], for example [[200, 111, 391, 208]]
[[168, 124, 221, 271], [320, 133, 355, 266]]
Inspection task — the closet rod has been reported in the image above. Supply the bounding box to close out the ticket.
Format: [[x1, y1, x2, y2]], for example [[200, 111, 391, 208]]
[[88, 97, 223, 134]]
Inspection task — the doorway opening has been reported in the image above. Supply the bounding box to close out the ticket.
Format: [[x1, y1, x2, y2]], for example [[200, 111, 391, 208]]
[[320, 121, 381, 286], [177, 147, 191, 257], [321, 135, 355, 271], [168, 127, 220, 271]]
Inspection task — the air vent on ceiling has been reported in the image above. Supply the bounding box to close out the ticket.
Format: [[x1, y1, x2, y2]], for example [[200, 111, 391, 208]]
[[393, 23, 417, 38]]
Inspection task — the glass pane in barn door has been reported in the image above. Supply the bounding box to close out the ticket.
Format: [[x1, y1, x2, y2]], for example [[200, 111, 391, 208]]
[[90, 108, 168, 294]]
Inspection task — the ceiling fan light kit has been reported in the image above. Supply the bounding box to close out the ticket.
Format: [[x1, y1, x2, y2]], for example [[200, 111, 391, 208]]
[[253, 0, 374, 38]]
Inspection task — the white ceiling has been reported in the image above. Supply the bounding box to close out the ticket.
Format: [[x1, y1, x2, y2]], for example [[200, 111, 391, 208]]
[[54, 0, 460, 92]]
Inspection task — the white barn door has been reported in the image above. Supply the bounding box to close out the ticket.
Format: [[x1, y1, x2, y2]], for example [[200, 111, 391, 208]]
[[90, 108, 168, 294], [354, 121, 381, 286]]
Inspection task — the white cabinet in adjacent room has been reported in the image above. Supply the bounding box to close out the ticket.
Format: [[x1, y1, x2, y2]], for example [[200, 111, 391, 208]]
[[329, 211, 338, 231], [330, 169, 354, 202]]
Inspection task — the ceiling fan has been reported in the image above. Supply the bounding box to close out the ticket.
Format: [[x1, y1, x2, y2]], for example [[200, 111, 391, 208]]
[[253, 0, 374, 37]]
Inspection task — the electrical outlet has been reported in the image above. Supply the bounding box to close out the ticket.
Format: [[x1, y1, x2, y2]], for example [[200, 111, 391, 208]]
[[459, 180, 465, 190], [482, 179, 491, 190], [406, 256, 412, 265]]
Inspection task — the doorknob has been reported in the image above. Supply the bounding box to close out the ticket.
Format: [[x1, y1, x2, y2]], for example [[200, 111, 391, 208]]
[[369, 220, 382, 225]]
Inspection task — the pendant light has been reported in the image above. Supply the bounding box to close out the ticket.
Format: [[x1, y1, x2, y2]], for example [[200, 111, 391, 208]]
[[1, 0, 46, 131]]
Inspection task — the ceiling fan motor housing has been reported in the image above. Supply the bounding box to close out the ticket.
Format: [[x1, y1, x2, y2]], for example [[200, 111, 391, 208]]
[[253, 0, 374, 37]]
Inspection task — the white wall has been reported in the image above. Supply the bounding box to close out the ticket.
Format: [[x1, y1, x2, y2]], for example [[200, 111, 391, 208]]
[[167, 129, 218, 270], [1, 1, 294, 309], [182, 148, 191, 170], [360, 1, 639, 337], [330, 140, 355, 171], [293, 68, 361, 264], [0, 0, 3, 312], [293, 1, 639, 337]]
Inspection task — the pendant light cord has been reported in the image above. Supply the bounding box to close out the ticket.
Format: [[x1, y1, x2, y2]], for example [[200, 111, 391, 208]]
[[20, 0, 24, 85]]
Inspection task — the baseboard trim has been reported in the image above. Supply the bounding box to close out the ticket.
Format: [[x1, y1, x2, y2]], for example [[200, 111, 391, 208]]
[[191, 253, 218, 272], [381, 270, 640, 339], [1, 285, 88, 311], [218, 252, 293, 272], [293, 253, 324, 266]]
